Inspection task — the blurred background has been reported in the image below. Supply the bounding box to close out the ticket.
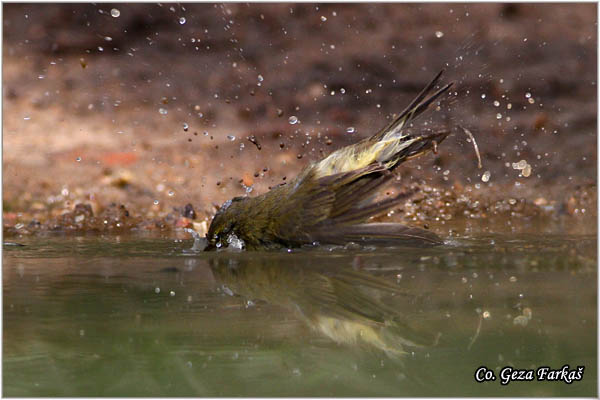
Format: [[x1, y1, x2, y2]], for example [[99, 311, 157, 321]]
[[3, 3, 597, 236]]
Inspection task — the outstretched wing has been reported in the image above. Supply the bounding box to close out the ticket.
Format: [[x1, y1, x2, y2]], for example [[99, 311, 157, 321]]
[[271, 164, 441, 246], [267, 70, 453, 247]]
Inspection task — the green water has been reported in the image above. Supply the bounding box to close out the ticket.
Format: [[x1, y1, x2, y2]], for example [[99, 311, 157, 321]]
[[3, 234, 597, 396]]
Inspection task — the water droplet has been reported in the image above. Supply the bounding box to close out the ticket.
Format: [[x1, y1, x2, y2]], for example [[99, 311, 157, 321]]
[[525, 92, 532, 98], [168, 190, 175, 197], [346, 126, 355, 134], [288, 116, 298, 125], [481, 94, 486, 99], [183, 122, 189, 131], [257, 74, 264, 82], [111, 8, 120, 18], [496, 113, 502, 119], [227, 135, 236, 141], [483, 311, 491, 319], [155, 287, 161, 294], [170, 291, 175, 297], [104, 36, 112, 42], [481, 170, 490, 182], [435, 31, 444, 38], [513, 315, 528, 326], [493, 100, 500, 107], [320, 15, 327, 22], [507, 103, 512, 109], [340, 88, 346, 94], [514, 160, 527, 169], [158, 108, 168, 115], [179, 17, 186, 25], [76, 157, 82, 162], [23, 116, 31, 121], [153, 200, 159, 205]]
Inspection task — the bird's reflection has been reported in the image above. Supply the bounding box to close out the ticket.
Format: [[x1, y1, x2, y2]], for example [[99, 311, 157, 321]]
[[209, 253, 439, 358]]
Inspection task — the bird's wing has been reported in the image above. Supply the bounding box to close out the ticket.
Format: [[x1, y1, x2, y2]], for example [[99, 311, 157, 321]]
[[311, 223, 443, 247], [270, 164, 390, 243], [271, 164, 441, 247]]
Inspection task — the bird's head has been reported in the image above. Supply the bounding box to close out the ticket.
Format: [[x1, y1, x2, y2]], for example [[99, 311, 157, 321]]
[[205, 196, 249, 251]]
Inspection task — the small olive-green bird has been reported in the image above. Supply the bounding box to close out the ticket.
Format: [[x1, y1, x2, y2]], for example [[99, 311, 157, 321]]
[[206, 70, 453, 251]]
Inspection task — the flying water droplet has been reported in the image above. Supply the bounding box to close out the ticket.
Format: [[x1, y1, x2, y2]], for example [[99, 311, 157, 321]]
[[481, 170, 491, 182], [346, 126, 355, 134], [227, 233, 245, 250], [288, 116, 298, 125], [110, 8, 120, 17], [179, 17, 186, 25]]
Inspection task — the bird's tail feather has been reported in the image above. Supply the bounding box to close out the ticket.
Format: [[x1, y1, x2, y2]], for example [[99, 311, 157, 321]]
[[376, 70, 454, 141], [312, 70, 453, 178]]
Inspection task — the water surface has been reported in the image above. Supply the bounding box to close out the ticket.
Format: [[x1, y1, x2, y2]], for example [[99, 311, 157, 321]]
[[3, 234, 596, 396]]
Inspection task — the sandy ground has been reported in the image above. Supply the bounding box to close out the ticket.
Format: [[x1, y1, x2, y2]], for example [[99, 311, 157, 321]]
[[2, 3, 597, 238]]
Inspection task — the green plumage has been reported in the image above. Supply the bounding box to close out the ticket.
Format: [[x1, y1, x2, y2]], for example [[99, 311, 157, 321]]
[[206, 70, 453, 251]]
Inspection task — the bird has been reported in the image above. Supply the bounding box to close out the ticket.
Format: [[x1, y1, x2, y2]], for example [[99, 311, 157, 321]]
[[205, 70, 453, 251]]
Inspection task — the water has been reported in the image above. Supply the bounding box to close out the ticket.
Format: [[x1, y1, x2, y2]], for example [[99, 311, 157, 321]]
[[3, 234, 596, 396]]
